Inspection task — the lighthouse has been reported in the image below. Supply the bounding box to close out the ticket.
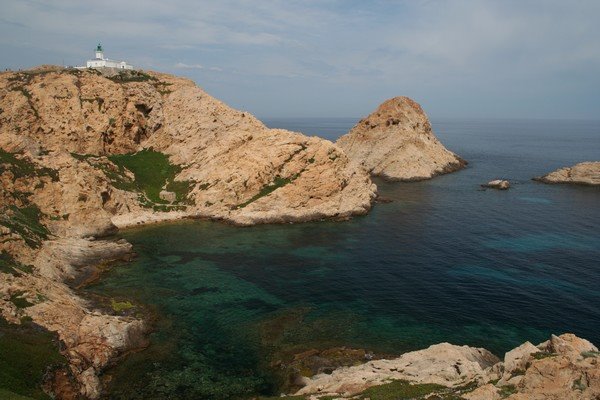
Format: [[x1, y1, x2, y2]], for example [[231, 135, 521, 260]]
[[81, 43, 134, 70], [95, 43, 104, 60]]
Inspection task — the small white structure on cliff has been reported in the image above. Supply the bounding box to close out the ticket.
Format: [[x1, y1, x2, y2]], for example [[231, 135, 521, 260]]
[[84, 44, 133, 70]]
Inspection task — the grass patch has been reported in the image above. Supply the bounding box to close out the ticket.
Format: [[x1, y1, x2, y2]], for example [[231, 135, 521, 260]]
[[0, 252, 33, 276], [531, 351, 557, 360], [108, 70, 157, 83], [108, 149, 192, 205], [70, 150, 193, 210], [10, 292, 34, 309], [0, 317, 65, 399], [0, 150, 58, 182], [110, 299, 135, 313], [498, 384, 517, 398], [581, 350, 600, 358], [0, 205, 50, 248], [357, 380, 446, 400], [0, 388, 39, 400], [572, 378, 586, 391]]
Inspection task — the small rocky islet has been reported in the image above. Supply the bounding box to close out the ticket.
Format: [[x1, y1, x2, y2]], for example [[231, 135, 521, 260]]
[[0, 66, 598, 399]]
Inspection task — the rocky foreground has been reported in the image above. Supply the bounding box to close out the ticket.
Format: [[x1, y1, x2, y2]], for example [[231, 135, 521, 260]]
[[293, 333, 600, 400], [337, 96, 466, 181], [534, 161, 600, 186]]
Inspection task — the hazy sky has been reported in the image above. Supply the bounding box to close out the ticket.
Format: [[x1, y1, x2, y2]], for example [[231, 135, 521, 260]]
[[1, 0, 599, 119]]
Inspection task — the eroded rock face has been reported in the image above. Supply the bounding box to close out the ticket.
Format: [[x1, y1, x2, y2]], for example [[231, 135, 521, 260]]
[[534, 161, 600, 186], [337, 96, 466, 181]]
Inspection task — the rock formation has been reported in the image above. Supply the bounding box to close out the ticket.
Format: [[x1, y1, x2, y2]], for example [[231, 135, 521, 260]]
[[0, 66, 376, 227], [0, 65, 376, 398], [337, 96, 466, 181], [296, 343, 500, 396], [295, 333, 600, 400], [482, 179, 510, 190], [534, 161, 600, 186]]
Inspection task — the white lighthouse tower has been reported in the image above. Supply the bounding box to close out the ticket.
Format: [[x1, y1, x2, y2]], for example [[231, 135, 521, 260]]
[[82, 43, 133, 70]]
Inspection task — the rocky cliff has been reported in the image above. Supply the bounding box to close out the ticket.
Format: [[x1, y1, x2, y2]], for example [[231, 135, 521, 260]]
[[0, 65, 376, 398], [534, 161, 600, 186], [0, 66, 376, 227], [337, 96, 466, 181]]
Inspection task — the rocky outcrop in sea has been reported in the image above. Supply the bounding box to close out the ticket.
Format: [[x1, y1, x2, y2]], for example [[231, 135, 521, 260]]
[[337, 96, 466, 181], [534, 161, 600, 186]]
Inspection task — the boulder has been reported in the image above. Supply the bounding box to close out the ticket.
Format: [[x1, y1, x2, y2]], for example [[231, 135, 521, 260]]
[[482, 180, 510, 190], [159, 190, 177, 203]]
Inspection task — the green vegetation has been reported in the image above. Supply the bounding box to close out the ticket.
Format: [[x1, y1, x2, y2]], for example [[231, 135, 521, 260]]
[[0, 252, 33, 276], [581, 350, 600, 358], [357, 380, 446, 400], [531, 351, 557, 360], [108, 70, 158, 83], [0, 205, 50, 248], [10, 292, 34, 309], [0, 150, 58, 182], [71, 150, 193, 211], [237, 176, 294, 209], [572, 378, 586, 391], [107, 149, 192, 207], [0, 388, 38, 400], [110, 299, 135, 313], [0, 318, 66, 399], [498, 384, 517, 398]]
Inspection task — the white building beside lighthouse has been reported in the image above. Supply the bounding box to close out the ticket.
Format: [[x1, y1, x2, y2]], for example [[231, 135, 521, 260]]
[[84, 44, 133, 70]]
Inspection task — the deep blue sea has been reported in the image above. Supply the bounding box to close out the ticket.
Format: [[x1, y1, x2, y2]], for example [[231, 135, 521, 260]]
[[88, 118, 600, 399]]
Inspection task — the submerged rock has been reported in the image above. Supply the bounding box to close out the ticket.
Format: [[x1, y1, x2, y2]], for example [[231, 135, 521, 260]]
[[534, 161, 600, 186], [337, 96, 466, 181]]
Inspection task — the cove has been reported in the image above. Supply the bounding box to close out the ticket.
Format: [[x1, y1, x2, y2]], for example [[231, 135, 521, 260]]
[[86, 118, 600, 399]]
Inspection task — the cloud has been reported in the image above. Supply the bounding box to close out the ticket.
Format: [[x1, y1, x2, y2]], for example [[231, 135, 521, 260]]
[[174, 62, 204, 70], [1, 0, 599, 118]]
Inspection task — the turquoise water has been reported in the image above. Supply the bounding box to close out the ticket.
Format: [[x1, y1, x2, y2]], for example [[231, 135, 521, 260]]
[[89, 118, 600, 399]]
